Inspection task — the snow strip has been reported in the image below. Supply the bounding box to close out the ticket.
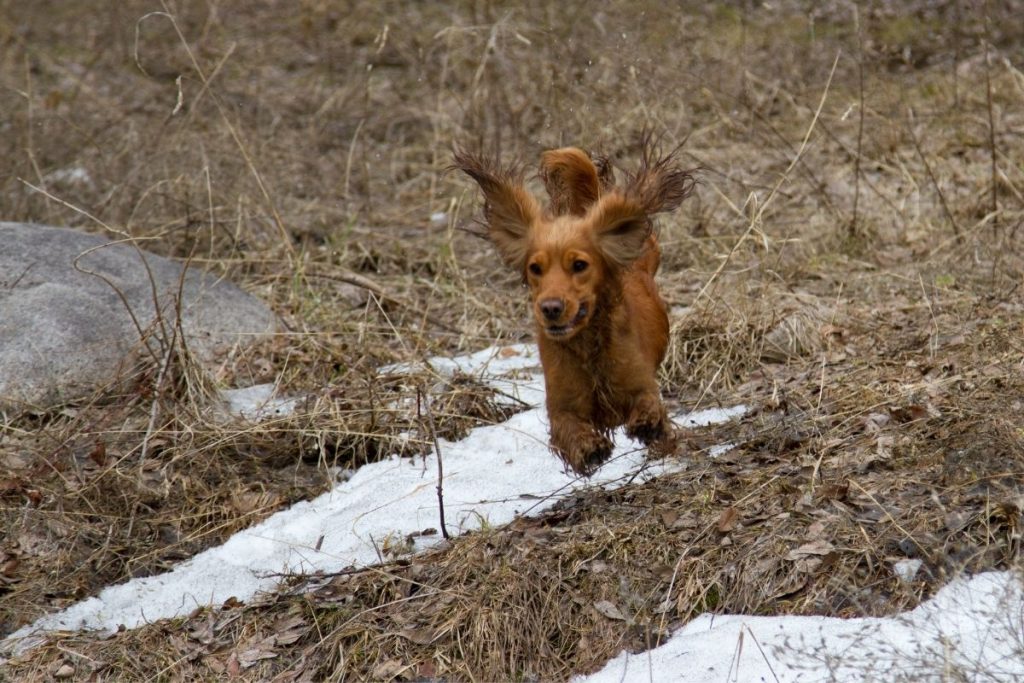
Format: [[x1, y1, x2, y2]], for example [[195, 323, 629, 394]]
[[3, 345, 745, 653], [577, 570, 1024, 683]]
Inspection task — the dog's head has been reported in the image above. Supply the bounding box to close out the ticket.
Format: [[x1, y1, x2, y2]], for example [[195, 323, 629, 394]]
[[454, 144, 694, 341]]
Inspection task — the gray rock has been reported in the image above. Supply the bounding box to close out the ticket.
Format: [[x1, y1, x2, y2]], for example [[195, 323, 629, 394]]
[[0, 223, 278, 410]]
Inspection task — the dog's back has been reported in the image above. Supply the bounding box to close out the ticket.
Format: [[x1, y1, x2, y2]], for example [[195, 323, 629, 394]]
[[624, 233, 669, 370]]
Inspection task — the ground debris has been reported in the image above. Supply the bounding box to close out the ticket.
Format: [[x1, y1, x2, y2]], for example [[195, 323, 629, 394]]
[[4, 0, 1024, 680]]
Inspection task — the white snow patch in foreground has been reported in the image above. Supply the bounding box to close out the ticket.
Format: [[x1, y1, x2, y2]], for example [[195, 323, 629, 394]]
[[577, 570, 1024, 683], [3, 344, 745, 654]]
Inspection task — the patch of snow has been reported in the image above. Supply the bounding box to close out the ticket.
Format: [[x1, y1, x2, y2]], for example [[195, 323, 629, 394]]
[[893, 558, 923, 584], [45, 166, 92, 186], [678, 403, 747, 427], [382, 343, 541, 378], [707, 442, 737, 459], [220, 383, 302, 421], [577, 570, 1024, 683]]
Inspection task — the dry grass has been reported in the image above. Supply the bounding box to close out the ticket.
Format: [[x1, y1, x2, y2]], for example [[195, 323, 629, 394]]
[[2, 0, 1024, 680]]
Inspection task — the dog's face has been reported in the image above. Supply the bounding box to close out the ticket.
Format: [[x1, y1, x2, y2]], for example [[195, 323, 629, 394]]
[[522, 217, 605, 340], [454, 145, 694, 342]]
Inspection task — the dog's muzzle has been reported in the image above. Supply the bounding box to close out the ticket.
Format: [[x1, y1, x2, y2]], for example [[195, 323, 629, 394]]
[[545, 302, 589, 337]]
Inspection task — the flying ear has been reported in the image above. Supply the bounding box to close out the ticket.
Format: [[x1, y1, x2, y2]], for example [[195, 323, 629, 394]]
[[539, 147, 603, 217], [624, 139, 697, 216], [589, 193, 651, 268], [452, 149, 540, 271]]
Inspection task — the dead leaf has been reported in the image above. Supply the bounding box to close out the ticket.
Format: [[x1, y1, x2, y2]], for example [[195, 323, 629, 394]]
[[88, 440, 107, 466], [227, 652, 240, 678], [773, 575, 809, 600], [806, 520, 827, 538], [875, 434, 894, 459], [717, 507, 740, 533], [188, 616, 216, 645], [673, 514, 700, 529], [232, 616, 306, 671], [237, 644, 278, 669], [944, 511, 972, 533], [786, 539, 835, 561], [891, 404, 928, 423], [371, 659, 408, 681], [653, 596, 674, 614], [794, 556, 823, 573], [819, 481, 849, 501], [396, 627, 439, 645], [1, 557, 19, 579], [864, 412, 890, 433], [593, 599, 627, 621], [231, 489, 278, 515], [272, 615, 306, 646]]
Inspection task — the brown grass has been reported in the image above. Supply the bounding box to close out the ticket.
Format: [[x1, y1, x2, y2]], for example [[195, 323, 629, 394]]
[[2, 0, 1024, 680]]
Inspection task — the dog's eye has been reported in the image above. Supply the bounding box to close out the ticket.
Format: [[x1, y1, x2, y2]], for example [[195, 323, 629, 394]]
[[572, 259, 588, 273], [528, 263, 542, 276]]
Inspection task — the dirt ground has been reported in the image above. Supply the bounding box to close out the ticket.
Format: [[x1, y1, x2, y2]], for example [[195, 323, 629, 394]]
[[2, 1, 1024, 680]]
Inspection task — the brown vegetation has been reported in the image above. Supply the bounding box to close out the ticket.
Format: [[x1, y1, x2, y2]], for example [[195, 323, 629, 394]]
[[2, 1, 1024, 680]]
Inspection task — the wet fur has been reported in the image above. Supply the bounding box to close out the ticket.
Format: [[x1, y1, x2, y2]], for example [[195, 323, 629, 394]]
[[454, 142, 695, 475]]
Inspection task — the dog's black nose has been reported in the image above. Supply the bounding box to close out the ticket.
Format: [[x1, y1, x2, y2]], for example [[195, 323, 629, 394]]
[[539, 299, 564, 321]]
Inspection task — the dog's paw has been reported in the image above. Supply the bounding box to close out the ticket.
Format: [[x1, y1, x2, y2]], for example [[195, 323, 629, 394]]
[[626, 416, 666, 445], [646, 424, 681, 458], [626, 396, 670, 445], [557, 431, 613, 477]]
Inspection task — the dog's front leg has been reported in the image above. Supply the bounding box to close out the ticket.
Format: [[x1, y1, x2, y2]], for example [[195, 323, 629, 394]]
[[625, 390, 673, 451], [539, 341, 612, 475], [549, 410, 613, 476]]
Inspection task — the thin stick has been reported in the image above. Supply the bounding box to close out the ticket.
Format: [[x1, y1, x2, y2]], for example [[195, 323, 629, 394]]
[[744, 624, 782, 683], [138, 323, 176, 470], [343, 118, 365, 201], [851, 4, 865, 236], [983, 20, 999, 235], [420, 385, 450, 540]]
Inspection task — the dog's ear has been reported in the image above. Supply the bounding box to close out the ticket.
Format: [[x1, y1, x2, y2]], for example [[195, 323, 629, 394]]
[[592, 154, 617, 193], [453, 150, 540, 271], [590, 193, 651, 268], [539, 147, 603, 217], [625, 140, 697, 216]]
